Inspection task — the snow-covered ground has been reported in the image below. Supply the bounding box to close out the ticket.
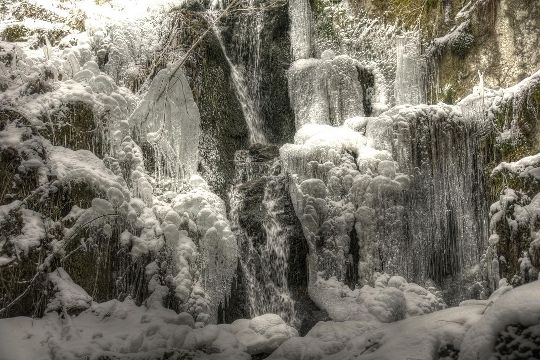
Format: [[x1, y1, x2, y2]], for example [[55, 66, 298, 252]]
[[1, 280, 539, 359]]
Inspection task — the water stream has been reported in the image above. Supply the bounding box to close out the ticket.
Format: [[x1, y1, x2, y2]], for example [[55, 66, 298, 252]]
[[209, 9, 267, 144]]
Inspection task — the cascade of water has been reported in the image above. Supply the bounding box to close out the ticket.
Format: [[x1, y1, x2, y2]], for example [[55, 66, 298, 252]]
[[395, 34, 426, 105], [228, 149, 298, 325], [208, 10, 267, 144], [246, 175, 297, 323]]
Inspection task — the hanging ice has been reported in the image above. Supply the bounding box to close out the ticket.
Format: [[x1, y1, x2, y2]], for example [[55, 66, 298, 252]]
[[289, 0, 312, 60], [288, 55, 365, 129], [129, 64, 201, 186], [395, 34, 426, 105]]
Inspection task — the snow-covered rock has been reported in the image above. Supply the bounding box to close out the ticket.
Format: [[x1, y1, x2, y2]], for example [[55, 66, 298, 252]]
[[47, 267, 92, 314]]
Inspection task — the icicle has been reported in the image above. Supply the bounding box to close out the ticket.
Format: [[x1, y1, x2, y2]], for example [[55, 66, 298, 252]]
[[289, 0, 312, 60], [129, 64, 201, 190], [395, 34, 426, 105]]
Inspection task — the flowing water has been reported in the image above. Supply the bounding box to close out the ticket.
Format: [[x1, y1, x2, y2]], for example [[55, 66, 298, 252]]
[[209, 7, 267, 144], [228, 150, 298, 325]]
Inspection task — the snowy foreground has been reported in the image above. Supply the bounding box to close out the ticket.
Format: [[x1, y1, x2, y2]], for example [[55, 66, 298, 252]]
[[0, 280, 539, 359]]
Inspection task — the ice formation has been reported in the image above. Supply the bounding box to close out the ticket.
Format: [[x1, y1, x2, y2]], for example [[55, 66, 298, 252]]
[[394, 34, 426, 105], [288, 0, 312, 61], [288, 55, 366, 128], [0, 0, 236, 330], [280, 101, 492, 303], [129, 64, 201, 187]]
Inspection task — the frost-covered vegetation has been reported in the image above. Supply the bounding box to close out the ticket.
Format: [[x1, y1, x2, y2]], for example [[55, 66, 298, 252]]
[[1, 0, 540, 359]]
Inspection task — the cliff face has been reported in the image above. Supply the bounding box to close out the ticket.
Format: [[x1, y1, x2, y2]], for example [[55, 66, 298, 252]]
[[358, 0, 540, 102]]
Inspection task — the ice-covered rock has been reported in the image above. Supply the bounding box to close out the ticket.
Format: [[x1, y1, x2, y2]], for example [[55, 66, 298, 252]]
[[172, 179, 238, 322], [280, 103, 493, 304]]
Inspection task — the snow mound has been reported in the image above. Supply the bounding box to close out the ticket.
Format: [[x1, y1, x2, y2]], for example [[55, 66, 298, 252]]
[[460, 280, 540, 360], [231, 314, 299, 354], [49, 146, 129, 199], [309, 273, 445, 323], [492, 152, 540, 180], [47, 267, 92, 314]]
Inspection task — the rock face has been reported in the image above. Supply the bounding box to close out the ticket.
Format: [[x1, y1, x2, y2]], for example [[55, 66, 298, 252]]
[[175, 2, 295, 197], [312, 0, 540, 106], [172, 9, 250, 199], [429, 0, 540, 103], [221, 0, 296, 145], [476, 74, 540, 294]]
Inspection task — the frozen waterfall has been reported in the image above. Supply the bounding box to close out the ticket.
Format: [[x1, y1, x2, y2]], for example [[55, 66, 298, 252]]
[[395, 34, 426, 105], [288, 0, 312, 60], [288, 54, 367, 129]]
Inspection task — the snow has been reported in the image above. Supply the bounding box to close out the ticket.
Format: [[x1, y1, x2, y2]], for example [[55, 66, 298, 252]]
[[492, 152, 540, 180], [231, 314, 299, 354], [460, 280, 540, 360], [47, 267, 92, 314], [269, 304, 485, 360], [0, 201, 45, 262], [49, 146, 129, 199], [13, 208, 45, 256], [0, 299, 295, 360], [308, 273, 445, 323], [484, 187, 540, 291], [0, 123, 26, 147], [270, 283, 540, 360]]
